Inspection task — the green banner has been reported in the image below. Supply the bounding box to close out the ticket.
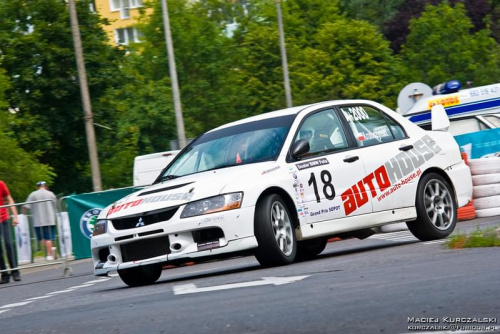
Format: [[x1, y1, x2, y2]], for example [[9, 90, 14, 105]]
[[65, 187, 143, 259]]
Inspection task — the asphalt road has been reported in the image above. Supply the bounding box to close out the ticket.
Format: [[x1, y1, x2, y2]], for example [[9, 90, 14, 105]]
[[1, 218, 499, 334]]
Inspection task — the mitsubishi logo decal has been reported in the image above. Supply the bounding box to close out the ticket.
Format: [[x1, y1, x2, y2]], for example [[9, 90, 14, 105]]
[[136, 217, 145, 228]]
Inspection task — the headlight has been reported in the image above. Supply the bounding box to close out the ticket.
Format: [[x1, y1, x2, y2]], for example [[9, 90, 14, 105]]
[[92, 219, 109, 237], [180, 192, 243, 218]]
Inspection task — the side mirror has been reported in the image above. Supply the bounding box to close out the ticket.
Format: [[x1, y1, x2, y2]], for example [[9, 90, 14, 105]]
[[291, 139, 310, 159], [431, 104, 450, 132]]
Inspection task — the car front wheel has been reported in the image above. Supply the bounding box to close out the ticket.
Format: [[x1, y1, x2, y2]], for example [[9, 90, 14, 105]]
[[407, 173, 457, 241], [118, 264, 163, 287], [254, 194, 297, 267]]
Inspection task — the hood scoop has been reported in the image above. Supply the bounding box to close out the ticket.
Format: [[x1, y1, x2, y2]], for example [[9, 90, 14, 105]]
[[138, 182, 194, 197]]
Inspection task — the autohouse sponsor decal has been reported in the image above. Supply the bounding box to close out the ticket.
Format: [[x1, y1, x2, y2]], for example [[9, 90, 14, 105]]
[[341, 135, 442, 216], [377, 169, 422, 202], [107, 192, 195, 216], [296, 158, 329, 170]]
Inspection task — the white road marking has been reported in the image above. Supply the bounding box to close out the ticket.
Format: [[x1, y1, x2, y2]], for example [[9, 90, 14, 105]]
[[173, 275, 309, 295], [85, 278, 112, 284], [0, 301, 33, 308], [371, 231, 449, 245], [378, 231, 412, 236], [371, 231, 415, 239], [423, 240, 447, 245], [0, 276, 114, 315], [64, 285, 92, 290], [371, 231, 418, 242], [46, 289, 78, 295], [24, 296, 53, 301]]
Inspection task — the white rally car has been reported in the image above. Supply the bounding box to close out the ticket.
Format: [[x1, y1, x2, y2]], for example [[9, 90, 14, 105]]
[[92, 100, 472, 286]]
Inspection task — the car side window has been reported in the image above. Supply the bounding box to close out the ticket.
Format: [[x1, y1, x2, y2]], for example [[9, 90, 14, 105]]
[[484, 115, 500, 127], [296, 109, 348, 156], [448, 118, 488, 136], [384, 114, 406, 140], [340, 105, 403, 147]]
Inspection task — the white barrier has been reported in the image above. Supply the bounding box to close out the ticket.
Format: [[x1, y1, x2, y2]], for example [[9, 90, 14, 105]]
[[57, 212, 73, 258], [15, 214, 32, 264]]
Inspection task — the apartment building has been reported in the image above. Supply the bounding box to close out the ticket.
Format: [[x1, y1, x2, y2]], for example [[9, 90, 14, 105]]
[[93, 0, 147, 45]]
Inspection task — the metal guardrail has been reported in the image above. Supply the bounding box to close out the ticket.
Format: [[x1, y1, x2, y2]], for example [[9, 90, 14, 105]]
[[0, 199, 73, 277]]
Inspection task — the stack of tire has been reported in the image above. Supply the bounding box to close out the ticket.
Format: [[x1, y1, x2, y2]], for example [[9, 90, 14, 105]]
[[468, 157, 500, 218], [457, 152, 476, 221], [457, 199, 476, 221]]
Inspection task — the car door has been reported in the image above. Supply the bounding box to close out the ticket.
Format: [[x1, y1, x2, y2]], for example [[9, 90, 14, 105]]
[[338, 103, 419, 213], [289, 107, 372, 224]]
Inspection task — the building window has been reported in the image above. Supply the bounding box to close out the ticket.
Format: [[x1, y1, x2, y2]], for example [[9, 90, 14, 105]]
[[110, 0, 143, 19], [115, 27, 141, 45]]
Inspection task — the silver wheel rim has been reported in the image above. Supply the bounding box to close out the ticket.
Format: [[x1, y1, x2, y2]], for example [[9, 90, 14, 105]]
[[270, 201, 293, 256], [424, 179, 454, 231]]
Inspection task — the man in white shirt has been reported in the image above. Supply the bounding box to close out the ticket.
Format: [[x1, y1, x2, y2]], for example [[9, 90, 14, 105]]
[[23, 181, 57, 260]]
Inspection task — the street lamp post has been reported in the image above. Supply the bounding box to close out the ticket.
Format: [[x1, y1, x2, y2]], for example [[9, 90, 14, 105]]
[[161, 0, 187, 150], [275, 0, 292, 108], [68, 0, 102, 191]]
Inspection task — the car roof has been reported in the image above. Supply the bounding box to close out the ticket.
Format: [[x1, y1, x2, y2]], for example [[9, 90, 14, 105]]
[[211, 105, 311, 132], [209, 99, 380, 132]]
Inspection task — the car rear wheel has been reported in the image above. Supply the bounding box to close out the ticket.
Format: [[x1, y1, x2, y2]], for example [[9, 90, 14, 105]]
[[118, 264, 163, 287], [407, 173, 457, 241], [254, 194, 296, 267], [296, 238, 327, 261]]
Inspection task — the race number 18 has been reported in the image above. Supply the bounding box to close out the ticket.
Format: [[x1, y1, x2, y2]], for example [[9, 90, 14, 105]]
[[308, 170, 335, 203]]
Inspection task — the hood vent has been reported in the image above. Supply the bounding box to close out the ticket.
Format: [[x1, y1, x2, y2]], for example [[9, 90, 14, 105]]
[[138, 182, 194, 197]]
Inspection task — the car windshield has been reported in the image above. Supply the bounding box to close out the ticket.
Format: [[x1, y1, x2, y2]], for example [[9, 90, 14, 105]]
[[158, 115, 296, 181]]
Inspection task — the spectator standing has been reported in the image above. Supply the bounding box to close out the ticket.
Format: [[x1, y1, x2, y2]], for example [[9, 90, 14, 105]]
[[0, 180, 20, 283], [23, 181, 57, 261]]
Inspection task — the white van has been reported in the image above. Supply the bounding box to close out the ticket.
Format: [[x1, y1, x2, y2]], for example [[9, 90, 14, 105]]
[[398, 81, 500, 134], [133, 150, 180, 186], [397, 81, 500, 158]]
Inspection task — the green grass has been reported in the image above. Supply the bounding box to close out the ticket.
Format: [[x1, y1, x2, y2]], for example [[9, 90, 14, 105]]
[[447, 226, 500, 249]]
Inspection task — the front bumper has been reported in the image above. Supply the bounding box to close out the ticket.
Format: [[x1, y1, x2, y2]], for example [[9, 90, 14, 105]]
[[91, 206, 257, 276], [446, 160, 473, 208]]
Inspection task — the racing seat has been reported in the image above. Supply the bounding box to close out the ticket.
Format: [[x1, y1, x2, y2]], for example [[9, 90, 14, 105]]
[[309, 131, 334, 153]]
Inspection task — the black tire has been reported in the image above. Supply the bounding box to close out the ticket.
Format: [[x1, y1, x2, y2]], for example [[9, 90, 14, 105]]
[[118, 264, 163, 287], [406, 173, 457, 241], [254, 194, 297, 267], [296, 238, 327, 261]]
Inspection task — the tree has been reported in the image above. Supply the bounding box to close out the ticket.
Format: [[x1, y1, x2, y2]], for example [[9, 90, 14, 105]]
[[135, 0, 250, 135], [385, 0, 491, 53], [0, 68, 55, 201], [0, 0, 124, 195], [230, 0, 344, 113], [97, 63, 177, 188], [339, 0, 405, 32], [400, 2, 500, 86], [93, 0, 255, 188], [292, 19, 400, 108], [231, 1, 400, 110]]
